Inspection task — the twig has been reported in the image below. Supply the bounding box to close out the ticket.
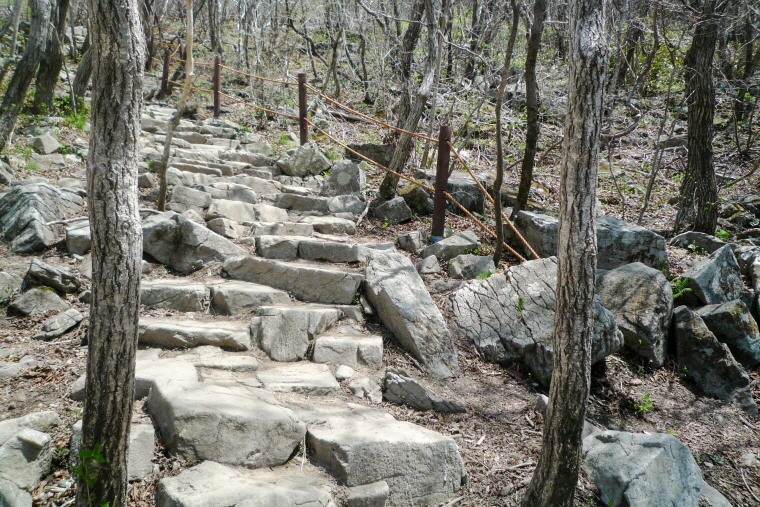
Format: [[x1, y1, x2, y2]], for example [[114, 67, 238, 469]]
[[441, 496, 464, 507], [741, 468, 760, 503], [738, 414, 758, 431]]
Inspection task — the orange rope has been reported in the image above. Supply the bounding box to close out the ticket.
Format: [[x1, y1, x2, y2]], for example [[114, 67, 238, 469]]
[[447, 141, 539, 260], [304, 83, 439, 144], [220, 65, 297, 86], [218, 91, 299, 119]]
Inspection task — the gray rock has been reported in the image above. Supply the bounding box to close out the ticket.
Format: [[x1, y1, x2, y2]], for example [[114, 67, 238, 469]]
[[700, 484, 732, 507], [274, 193, 331, 213], [166, 185, 212, 215], [697, 300, 760, 368], [450, 257, 623, 386], [506, 212, 668, 270], [583, 431, 703, 507], [224, 256, 363, 305], [668, 231, 727, 254], [596, 263, 673, 367], [0, 477, 32, 507], [0, 161, 14, 186], [335, 365, 355, 380], [194, 182, 258, 204], [345, 481, 389, 507], [0, 412, 60, 447], [297, 216, 356, 235], [257, 362, 340, 395], [247, 221, 314, 237], [420, 230, 479, 262], [174, 345, 259, 371], [313, 332, 383, 369], [0, 183, 83, 253], [140, 279, 207, 312], [206, 217, 247, 239], [417, 255, 441, 274], [383, 367, 465, 413], [137, 173, 155, 188], [138, 318, 251, 350], [345, 143, 394, 168], [328, 195, 365, 215], [414, 168, 485, 215], [396, 231, 425, 253], [320, 160, 366, 197], [147, 380, 305, 468], [301, 403, 465, 506], [374, 197, 412, 224], [0, 428, 51, 491], [0, 272, 23, 300], [31, 132, 60, 154], [9, 288, 69, 316], [142, 212, 246, 273], [399, 182, 434, 216], [206, 198, 258, 223], [673, 306, 757, 416], [447, 254, 495, 279], [347, 378, 383, 403], [254, 203, 289, 222], [25, 259, 82, 293], [33, 309, 83, 340], [276, 142, 331, 177], [155, 461, 334, 507], [210, 280, 290, 315], [65, 221, 91, 255], [299, 240, 372, 264], [254, 305, 341, 361], [678, 245, 743, 305], [364, 251, 459, 379], [220, 151, 274, 167], [256, 235, 304, 260]]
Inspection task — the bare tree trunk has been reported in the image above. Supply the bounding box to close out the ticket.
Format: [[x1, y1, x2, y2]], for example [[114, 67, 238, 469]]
[[521, 0, 608, 504], [512, 0, 547, 219], [673, 0, 723, 234], [0, 0, 52, 153], [72, 41, 92, 103], [392, 0, 426, 125], [209, 0, 223, 56], [33, 0, 71, 114], [74, 0, 144, 504], [0, 0, 24, 57], [493, 0, 519, 263]]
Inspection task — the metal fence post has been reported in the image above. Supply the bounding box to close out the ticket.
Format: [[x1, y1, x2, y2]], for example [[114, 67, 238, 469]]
[[431, 126, 452, 242], [298, 73, 308, 145], [213, 55, 221, 118]]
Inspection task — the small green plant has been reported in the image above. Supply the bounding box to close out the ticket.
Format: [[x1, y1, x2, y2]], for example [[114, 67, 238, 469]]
[[682, 365, 688, 374], [73, 442, 106, 504], [464, 246, 483, 255], [26, 161, 38, 173], [516, 296, 525, 319], [632, 393, 654, 414], [687, 242, 705, 255], [694, 453, 701, 462], [715, 229, 730, 242], [666, 428, 676, 436], [476, 271, 492, 279], [670, 277, 692, 299], [278, 133, 293, 145], [147, 159, 156, 172]]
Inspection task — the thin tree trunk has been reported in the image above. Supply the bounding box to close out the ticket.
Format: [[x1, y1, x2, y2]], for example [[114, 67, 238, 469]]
[[0, 0, 24, 57], [72, 41, 92, 103], [33, 0, 71, 114], [74, 0, 144, 504], [512, 0, 547, 219], [393, 0, 426, 125], [0, 0, 52, 153], [209, 0, 222, 56], [493, 0, 519, 264], [673, 0, 723, 234], [521, 0, 608, 504]]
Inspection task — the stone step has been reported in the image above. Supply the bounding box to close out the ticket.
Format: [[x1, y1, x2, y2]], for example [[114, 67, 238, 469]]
[[141, 279, 208, 312], [256, 362, 339, 395], [251, 305, 343, 362], [244, 221, 314, 238], [312, 328, 384, 369], [297, 216, 356, 235], [173, 345, 259, 371], [138, 318, 251, 350], [256, 235, 394, 263], [223, 256, 363, 305], [210, 279, 291, 315]]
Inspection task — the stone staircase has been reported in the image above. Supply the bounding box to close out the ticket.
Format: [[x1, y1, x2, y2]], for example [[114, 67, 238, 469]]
[[71, 104, 467, 506]]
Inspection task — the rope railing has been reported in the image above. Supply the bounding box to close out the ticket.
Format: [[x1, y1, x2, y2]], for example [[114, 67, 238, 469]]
[[304, 83, 439, 144], [220, 65, 298, 87]]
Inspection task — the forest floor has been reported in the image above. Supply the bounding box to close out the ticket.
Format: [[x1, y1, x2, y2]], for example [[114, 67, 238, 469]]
[[1, 59, 760, 506]]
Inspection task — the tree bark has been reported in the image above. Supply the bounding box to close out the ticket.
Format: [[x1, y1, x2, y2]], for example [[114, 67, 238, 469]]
[[72, 42, 93, 103], [209, 0, 223, 56], [33, 0, 71, 114], [0, 0, 52, 153], [521, 0, 607, 504], [512, 0, 547, 219], [74, 0, 144, 504], [673, 0, 723, 234]]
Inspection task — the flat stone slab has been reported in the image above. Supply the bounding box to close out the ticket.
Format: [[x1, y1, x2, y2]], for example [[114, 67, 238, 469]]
[[297, 402, 465, 507], [174, 345, 259, 371], [224, 256, 363, 305], [209, 279, 290, 315], [297, 216, 356, 235], [147, 380, 305, 468], [9, 288, 70, 317], [253, 305, 341, 362], [33, 309, 83, 340], [71, 421, 155, 482], [257, 363, 339, 395], [140, 279, 208, 312], [155, 461, 334, 507], [247, 221, 314, 237], [138, 318, 251, 350], [313, 333, 383, 369]]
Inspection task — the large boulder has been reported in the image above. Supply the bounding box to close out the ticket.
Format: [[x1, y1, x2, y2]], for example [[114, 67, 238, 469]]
[[0, 183, 83, 253], [166, 185, 212, 215], [320, 159, 366, 197], [276, 142, 331, 177], [696, 300, 760, 369], [596, 263, 673, 367], [451, 257, 623, 386], [673, 306, 757, 416], [147, 380, 306, 468], [414, 168, 485, 215], [677, 245, 743, 306], [583, 431, 703, 507], [364, 251, 459, 379], [506, 212, 668, 270], [142, 211, 246, 273]]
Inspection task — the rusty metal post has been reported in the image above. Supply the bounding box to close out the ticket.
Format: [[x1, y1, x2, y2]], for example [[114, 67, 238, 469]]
[[298, 73, 308, 145], [146, 35, 155, 71], [159, 49, 170, 98], [213, 55, 221, 118], [430, 126, 452, 242]]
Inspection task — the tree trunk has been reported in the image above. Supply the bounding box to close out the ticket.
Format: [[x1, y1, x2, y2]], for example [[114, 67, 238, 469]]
[[0, 0, 52, 153], [520, 0, 607, 504], [0, 0, 24, 58], [72, 42, 93, 103], [33, 0, 71, 114], [209, 0, 223, 56], [673, 0, 723, 234], [512, 0, 547, 219], [392, 0, 426, 126], [74, 0, 144, 504], [463, 0, 480, 81]]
